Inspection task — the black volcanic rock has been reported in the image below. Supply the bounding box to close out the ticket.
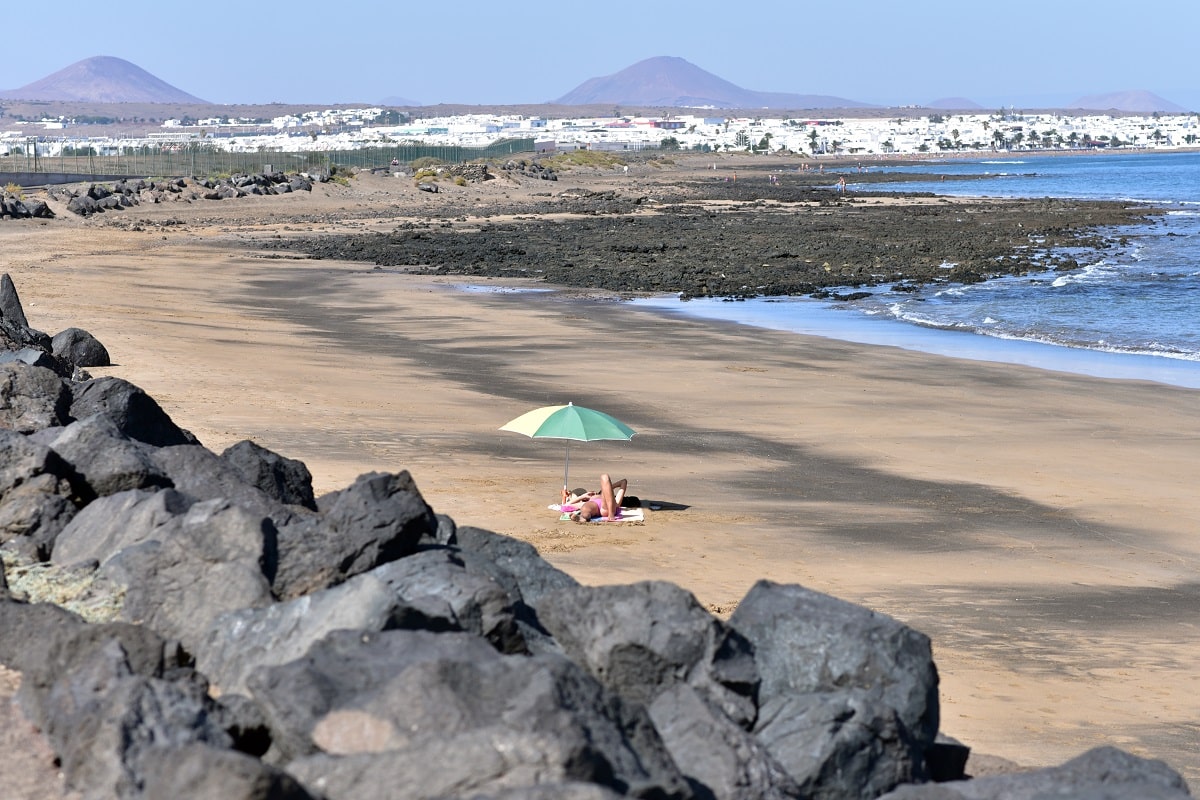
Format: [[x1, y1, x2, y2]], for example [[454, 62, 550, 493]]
[[0, 55, 206, 103], [42, 413, 173, 499], [0, 363, 72, 433], [879, 746, 1192, 799], [51, 328, 111, 369], [537, 580, 759, 727], [729, 580, 940, 797], [220, 440, 317, 511], [249, 629, 690, 797], [271, 470, 437, 600], [69, 376, 198, 447], [555, 55, 872, 109]]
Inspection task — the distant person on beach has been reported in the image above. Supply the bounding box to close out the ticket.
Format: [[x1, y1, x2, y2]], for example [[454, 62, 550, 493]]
[[564, 474, 629, 522], [837, 176, 847, 193]]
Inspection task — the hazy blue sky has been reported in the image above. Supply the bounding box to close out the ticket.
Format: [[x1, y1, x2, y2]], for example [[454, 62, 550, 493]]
[[4, 0, 1199, 110]]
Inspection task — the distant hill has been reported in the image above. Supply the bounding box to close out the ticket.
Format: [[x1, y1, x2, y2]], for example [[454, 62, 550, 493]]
[[927, 97, 983, 110], [380, 95, 422, 108], [0, 56, 206, 103], [1069, 90, 1186, 113], [555, 56, 872, 110]]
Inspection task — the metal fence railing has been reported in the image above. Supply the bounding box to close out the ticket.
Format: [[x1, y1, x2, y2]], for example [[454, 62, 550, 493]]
[[0, 138, 537, 179]]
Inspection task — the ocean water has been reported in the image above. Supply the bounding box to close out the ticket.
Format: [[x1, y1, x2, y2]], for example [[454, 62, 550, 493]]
[[633, 151, 1200, 388]]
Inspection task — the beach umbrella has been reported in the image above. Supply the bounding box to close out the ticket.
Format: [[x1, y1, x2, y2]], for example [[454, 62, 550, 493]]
[[500, 402, 636, 496]]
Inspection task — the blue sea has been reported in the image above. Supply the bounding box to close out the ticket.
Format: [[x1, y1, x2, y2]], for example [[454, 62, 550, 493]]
[[633, 151, 1200, 388]]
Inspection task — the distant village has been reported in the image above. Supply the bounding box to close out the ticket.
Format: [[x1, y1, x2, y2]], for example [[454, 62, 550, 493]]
[[3, 105, 1200, 159]]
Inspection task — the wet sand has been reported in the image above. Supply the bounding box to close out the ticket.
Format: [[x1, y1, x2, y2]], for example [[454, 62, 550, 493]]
[[3, 158, 1199, 785]]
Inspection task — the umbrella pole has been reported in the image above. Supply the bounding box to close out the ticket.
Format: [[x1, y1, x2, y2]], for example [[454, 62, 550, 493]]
[[562, 442, 571, 502]]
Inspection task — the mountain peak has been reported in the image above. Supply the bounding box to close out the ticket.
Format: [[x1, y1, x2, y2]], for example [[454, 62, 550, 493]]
[[554, 56, 870, 110], [0, 56, 207, 103], [1069, 89, 1185, 113]]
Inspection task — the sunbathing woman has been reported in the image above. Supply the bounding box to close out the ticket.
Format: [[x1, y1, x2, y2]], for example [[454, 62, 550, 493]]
[[568, 474, 628, 522]]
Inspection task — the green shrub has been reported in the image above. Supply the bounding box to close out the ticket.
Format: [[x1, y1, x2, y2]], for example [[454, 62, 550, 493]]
[[541, 151, 626, 171], [412, 168, 441, 185], [327, 164, 355, 186], [410, 156, 445, 170]]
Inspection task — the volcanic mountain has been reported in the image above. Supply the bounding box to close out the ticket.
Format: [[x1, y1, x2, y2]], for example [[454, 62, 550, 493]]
[[0, 56, 206, 103], [554, 56, 870, 110], [1069, 89, 1186, 113]]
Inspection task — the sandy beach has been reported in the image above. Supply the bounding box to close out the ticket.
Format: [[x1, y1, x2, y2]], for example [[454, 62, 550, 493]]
[[3, 157, 1199, 787]]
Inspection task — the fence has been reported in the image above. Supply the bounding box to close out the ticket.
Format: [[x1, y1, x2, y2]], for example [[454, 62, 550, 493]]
[[0, 138, 536, 180]]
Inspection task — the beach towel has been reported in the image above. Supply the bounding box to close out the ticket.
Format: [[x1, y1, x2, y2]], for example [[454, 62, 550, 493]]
[[558, 508, 644, 524]]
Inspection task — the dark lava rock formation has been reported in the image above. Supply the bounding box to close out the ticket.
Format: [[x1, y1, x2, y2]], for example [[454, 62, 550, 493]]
[[273, 178, 1155, 300]]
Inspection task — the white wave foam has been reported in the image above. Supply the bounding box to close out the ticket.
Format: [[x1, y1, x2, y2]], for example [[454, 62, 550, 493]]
[[886, 312, 1200, 363], [1051, 261, 1116, 287], [890, 308, 976, 331]]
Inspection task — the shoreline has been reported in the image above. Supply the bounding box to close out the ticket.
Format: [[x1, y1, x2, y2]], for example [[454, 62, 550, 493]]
[[627, 291, 1200, 389], [4, 161, 1200, 786]]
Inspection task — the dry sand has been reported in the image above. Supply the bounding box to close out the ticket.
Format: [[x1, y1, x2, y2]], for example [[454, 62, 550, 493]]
[[3, 161, 1199, 787]]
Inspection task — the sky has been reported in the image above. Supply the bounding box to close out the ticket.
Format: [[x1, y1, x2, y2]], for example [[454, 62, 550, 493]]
[[3, 0, 1199, 111]]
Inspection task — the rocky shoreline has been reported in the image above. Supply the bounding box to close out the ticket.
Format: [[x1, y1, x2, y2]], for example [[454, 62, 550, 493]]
[[3, 158, 1159, 303], [269, 167, 1157, 300]]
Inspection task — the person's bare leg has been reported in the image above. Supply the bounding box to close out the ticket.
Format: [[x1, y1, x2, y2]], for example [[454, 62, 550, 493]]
[[599, 474, 617, 520], [611, 478, 628, 507]]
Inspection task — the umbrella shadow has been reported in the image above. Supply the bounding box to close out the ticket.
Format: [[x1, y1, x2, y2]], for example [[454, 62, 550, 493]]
[[638, 499, 690, 512]]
